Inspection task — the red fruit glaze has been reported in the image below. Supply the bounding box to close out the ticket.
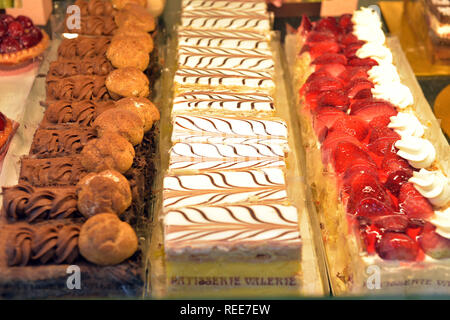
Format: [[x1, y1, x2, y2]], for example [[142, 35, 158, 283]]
[[376, 232, 419, 261], [0, 21, 6, 38], [369, 115, 392, 128], [317, 63, 346, 78], [418, 223, 450, 259], [385, 170, 413, 197], [373, 214, 409, 232], [312, 53, 347, 65], [305, 76, 343, 94], [338, 14, 353, 33], [348, 57, 378, 67], [0, 112, 5, 131], [317, 90, 349, 111], [332, 142, 374, 174], [306, 31, 336, 43], [346, 78, 374, 99], [7, 21, 24, 38], [0, 14, 14, 26], [346, 172, 390, 214], [351, 102, 398, 123], [15, 15, 34, 29], [0, 37, 21, 53], [315, 17, 339, 34], [299, 15, 312, 34], [398, 183, 434, 221]]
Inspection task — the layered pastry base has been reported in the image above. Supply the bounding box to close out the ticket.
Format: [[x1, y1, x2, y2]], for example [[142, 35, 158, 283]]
[[294, 9, 450, 295], [0, 0, 161, 298], [161, 0, 302, 297]]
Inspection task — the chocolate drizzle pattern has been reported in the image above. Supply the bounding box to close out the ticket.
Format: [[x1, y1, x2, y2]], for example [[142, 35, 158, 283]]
[[46, 75, 117, 101], [65, 15, 117, 36], [163, 168, 287, 208], [181, 15, 270, 32], [178, 29, 270, 50], [19, 157, 87, 187], [42, 100, 116, 127], [182, 0, 267, 12], [48, 58, 114, 77], [178, 46, 274, 70], [2, 183, 82, 222], [30, 128, 97, 158], [164, 204, 301, 248], [175, 68, 274, 89], [169, 158, 285, 172], [7, 223, 81, 266], [58, 37, 111, 60]]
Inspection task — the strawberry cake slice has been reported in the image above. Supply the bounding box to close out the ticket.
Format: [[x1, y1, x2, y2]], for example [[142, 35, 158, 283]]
[[294, 8, 450, 295]]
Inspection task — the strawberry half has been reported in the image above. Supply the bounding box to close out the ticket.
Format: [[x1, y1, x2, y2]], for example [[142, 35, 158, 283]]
[[398, 183, 434, 221], [346, 78, 374, 99], [304, 76, 343, 94], [348, 57, 379, 67], [315, 17, 339, 35], [369, 115, 392, 128], [312, 52, 347, 66], [298, 15, 312, 35], [376, 232, 419, 261], [373, 214, 409, 232], [306, 31, 336, 43], [351, 101, 398, 123], [332, 141, 374, 174], [316, 90, 350, 111], [316, 63, 346, 78], [338, 14, 353, 33], [368, 126, 401, 156], [346, 172, 390, 214]]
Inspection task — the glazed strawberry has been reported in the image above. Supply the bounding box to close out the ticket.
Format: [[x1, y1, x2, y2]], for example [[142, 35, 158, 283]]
[[29, 27, 43, 43], [418, 223, 450, 259], [315, 17, 339, 34], [347, 78, 374, 99], [317, 63, 346, 78], [20, 33, 39, 49], [347, 172, 390, 214], [314, 106, 346, 127], [343, 42, 364, 58], [376, 232, 419, 261], [0, 21, 6, 38], [361, 224, 382, 254], [332, 141, 374, 174], [305, 76, 343, 94], [305, 69, 332, 84], [338, 14, 353, 33], [317, 90, 349, 111], [355, 198, 395, 218], [369, 115, 392, 128], [329, 115, 368, 141], [385, 170, 413, 197], [0, 37, 21, 53], [398, 183, 434, 221], [0, 14, 14, 26], [313, 119, 329, 143], [351, 101, 398, 123], [338, 66, 369, 82], [312, 53, 347, 65], [342, 164, 378, 191], [304, 41, 341, 57], [373, 214, 409, 232], [348, 57, 378, 67], [341, 33, 360, 45], [306, 31, 336, 43], [15, 15, 33, 30], [322, 131, 363, 164], [368, 126, 400, 156], [7, 21, 24, 39], [381, 152, 411, 172]]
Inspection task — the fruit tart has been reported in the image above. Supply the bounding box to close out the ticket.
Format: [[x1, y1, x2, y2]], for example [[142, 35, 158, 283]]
[[0, 14, 49, 65], [294, 8, 450, 295]]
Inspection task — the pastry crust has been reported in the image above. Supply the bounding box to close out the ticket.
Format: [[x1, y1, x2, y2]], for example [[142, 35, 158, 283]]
[[78, 213, 138, 265], [0, 30, 49, 66], [76, 170, 132, 217], [106, 38, 150, 71], [111, 0, 147, 9], [113, 27, 154, 53], [106, 67, 150, 98], [115, 97, 159, 132]]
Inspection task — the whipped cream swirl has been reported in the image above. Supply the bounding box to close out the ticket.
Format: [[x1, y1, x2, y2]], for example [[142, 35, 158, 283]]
[[430, 208, 450, 239], [372, 82, 414, 109], [368, 63, 400, 85], [409, 169, 450, 207], [356, 43, 393, 64], [395, 136, 436, 168], [388, 112, 425, 137]]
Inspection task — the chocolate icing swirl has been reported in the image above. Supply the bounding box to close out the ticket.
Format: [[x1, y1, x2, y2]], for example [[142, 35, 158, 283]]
[[30, 127, 97, 157], [6, 226, 33, 266], [58, 37, 111, 60], [65, 16, 117, 36], [7, 223, 81, 266], [48, 58, 114, 77], [43, 100, 116, 127], [2, 183, 82, 222], [46, 75, 117, 101], [19, 157, 88, 187], [75, 0, 115, 16]]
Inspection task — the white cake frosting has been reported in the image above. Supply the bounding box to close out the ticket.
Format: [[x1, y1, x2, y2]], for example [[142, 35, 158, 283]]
[[163, 168, 287, 209], [178, 29, 271, 50], [181, 13, 271, 32], [182, 0, 268, 13], [164, 203, 301, 250], [169, 158, 286, 172], [431, 208, 450, 239], [388, 112, 426, 137], [367, 63, 401, 85], [174, 68, 275, 90], [178, 46, 275, 71], [395, 136, 436, 169], [409, 169, 450, 207], [172, 91, 275, 112]]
